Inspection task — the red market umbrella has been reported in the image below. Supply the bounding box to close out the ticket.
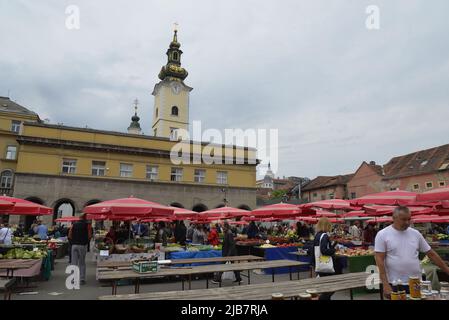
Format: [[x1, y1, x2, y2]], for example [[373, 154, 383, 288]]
[[364, 205, 433, 216], [341, 211, 368, 218], [0, 199, 14, 211], [296, 216, 318, 224], [367, 217, 393, 224], [55, 216, 81, 223], [251, 203, 300, 217], [169, 207, 198, 221], [228, 221, 249, 226], [350, 190, 417, 206], [261, 217, 281, 222], [0, 196, 53, 216], [412, 215, 449, 224], [83, 196, 174, 216], [300, 199, 353, 211], [242, 216, 263, 222], [314, 210, 337, 217], [141, 217, 173, 223], [416, 187, 449, 202], [200, 206, 250, 218]]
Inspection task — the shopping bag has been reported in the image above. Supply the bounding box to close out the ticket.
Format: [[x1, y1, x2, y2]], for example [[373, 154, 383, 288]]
[[221, 262, 236, 282], [314, 233, 335, 274]]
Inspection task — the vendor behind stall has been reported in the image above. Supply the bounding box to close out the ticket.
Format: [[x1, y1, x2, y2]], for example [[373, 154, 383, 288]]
[[174, 221, 187, 245], [207, 224, 220, 245], [0, 223, 13, 245], [35, 220, 49, 240], [132, 221, 149, 238]]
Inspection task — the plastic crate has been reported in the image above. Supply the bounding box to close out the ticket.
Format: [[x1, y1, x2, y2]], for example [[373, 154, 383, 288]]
[[132, 260, 159, 273]]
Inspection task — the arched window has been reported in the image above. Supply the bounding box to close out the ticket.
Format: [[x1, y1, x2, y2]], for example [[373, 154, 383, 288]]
[[155, 108, 158, 118], [171, 106, 179, 116], [173, 52, 179, 61], [0, 170, 13, 189]]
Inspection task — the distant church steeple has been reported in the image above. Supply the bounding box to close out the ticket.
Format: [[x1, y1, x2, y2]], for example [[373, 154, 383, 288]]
[[266, 162, 275, 179], [127, 99, 142, 134]]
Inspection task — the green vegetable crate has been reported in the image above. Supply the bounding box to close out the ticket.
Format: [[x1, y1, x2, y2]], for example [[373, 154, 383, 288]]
[[132, 260, 159, 273]]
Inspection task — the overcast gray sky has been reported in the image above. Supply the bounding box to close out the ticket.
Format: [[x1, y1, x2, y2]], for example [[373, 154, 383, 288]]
[[1, 0, 448, 180]]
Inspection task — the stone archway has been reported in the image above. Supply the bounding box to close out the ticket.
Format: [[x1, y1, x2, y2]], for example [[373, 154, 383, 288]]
[[192, 203, 208, 213], [53, 198, 77, 222], [170, 202, 185, 208], [238, 204, 252, 211], [84, 199, 102, 208]]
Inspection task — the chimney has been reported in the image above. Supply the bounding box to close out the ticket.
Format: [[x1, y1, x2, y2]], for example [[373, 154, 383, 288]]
[[369, 161, 376, 166]]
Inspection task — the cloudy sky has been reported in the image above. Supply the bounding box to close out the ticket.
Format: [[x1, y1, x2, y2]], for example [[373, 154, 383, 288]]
[[1, 0, 448, 180]]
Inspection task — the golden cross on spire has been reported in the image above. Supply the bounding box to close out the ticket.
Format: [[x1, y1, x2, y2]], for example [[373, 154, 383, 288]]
[[173, 22, 179, 32]]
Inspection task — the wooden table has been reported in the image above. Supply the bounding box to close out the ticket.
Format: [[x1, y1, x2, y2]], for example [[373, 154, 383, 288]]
[[288, 252, 314, 278], [97, 255, 264, 269], [98, 260, 307, 295], [98, 271, 380, 300], [0, 259, 41, 278]]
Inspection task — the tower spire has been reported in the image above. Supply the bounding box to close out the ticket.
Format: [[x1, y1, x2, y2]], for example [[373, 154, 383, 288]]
[[127, 99, 142, 134], [158, 26, 188, 81]]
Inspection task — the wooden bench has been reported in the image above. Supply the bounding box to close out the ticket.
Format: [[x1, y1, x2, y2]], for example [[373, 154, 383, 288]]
[[98, 259, 308, 295], [0, 278, 16, 300], [98, 272, 380, 300]]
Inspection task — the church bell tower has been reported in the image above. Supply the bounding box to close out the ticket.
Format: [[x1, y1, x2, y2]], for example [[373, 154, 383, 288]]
[[151, 25, 193, 139]]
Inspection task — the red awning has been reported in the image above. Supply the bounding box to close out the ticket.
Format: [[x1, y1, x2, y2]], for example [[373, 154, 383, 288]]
[[83, 196, 174, 216], [341, 210, 368, 218], [300, 199, 353, 211], [367, 217, 393, 224], [416, 187, 449, 202], [169, 207, 198, 221], [351, 190, 417, 206], [251, 203, 300, 217], [199, 206, 250, 219], [0, 196, 53, 216], [314, 210, 337, 217]]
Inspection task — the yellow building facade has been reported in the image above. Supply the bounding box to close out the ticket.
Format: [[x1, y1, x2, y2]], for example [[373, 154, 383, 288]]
[[1, 30, 258, 226]]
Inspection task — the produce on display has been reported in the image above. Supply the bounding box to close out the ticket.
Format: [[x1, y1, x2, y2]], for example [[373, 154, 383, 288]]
[[0, 248, 48, 259], [337, 248, 374, 257], [259, 243, 276, 248]]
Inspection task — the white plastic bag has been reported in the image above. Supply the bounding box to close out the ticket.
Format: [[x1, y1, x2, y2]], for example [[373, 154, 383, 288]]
[[314, 233, 335, 274], [221, 262, 236, 282]]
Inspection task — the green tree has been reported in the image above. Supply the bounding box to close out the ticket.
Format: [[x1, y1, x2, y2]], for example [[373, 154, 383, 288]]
[[270, 189, 287, 199]]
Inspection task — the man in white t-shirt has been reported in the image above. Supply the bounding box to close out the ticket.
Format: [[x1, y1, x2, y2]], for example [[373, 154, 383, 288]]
[[375, 206, 449, 299]]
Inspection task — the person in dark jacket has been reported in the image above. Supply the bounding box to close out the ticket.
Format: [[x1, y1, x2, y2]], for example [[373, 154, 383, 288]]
[[68, 214, 92, 285], [212, 222, 242, 284], [296, 221, 311, 238], [174, 221, 187, 245], [313, 217, 339, 300], [247, 221, 259, 239], [154, 222, 167, 246]]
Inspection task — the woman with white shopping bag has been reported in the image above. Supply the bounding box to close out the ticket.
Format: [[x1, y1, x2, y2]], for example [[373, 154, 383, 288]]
[[313, 217, 339, 300], [212, 222, 242, 284]]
